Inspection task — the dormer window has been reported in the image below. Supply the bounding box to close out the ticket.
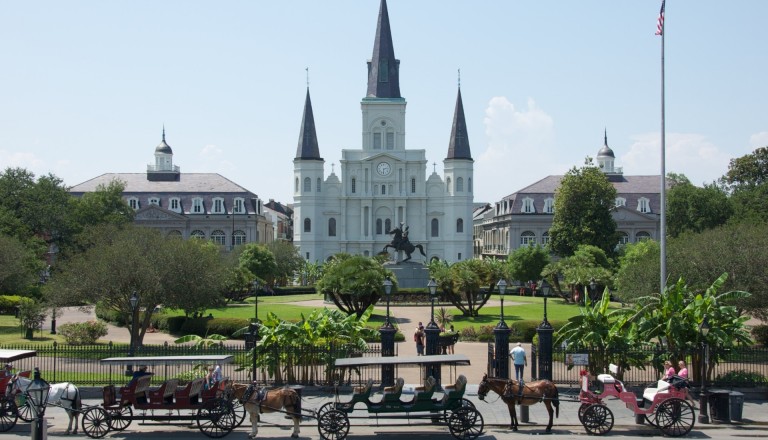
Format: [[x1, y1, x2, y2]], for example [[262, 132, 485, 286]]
[[127, 197, 140, 210], [192, 197, 204, 214], [148, 197, 160, 206], [233, 197, 245, 214], [212, 197, 225, 214], [169, 197, 181, 213], [615, 197, 626, 208], [522, 197, 535, 214], [543, 198, 555, 214], [637, 197, 651, 213]]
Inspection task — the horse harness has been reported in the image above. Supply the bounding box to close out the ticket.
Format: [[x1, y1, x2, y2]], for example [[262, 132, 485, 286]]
[[241, 384, 268, 405]]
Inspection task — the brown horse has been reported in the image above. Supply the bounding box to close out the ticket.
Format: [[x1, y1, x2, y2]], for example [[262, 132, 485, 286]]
[[232, 383, 302, 439], [477, 374, 560, 432]]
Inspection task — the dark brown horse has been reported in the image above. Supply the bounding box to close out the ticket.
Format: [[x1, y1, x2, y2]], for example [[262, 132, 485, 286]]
[[477, 374, 560, 432], [232, 383, 302, 438]]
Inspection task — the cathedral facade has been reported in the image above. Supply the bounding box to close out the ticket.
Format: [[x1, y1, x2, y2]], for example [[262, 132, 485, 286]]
[[292, 0, 474, 263]]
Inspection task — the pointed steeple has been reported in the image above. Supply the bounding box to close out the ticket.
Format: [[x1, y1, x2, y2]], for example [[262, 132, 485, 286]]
[[366, 0, 401, 98], [155, 126, 172, 154], [598, 128, 615, 158], [446, 88, 472, 160], [295, 88, 322, 160]]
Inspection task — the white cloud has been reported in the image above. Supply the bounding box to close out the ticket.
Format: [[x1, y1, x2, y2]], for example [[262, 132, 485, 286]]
[[0, 150, 45, 170], [622, 133, 731, 185], [475, 97, 557, 202], [749, 131, 768, 148]]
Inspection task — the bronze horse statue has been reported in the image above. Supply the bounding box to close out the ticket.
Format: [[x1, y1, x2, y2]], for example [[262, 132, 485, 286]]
[[232, 383, 302, 438], [477, 374, 560, 432], [382, 224, 426, 262]]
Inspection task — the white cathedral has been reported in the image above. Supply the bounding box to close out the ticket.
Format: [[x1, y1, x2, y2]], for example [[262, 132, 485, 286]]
[[292, 0, 474, 264]]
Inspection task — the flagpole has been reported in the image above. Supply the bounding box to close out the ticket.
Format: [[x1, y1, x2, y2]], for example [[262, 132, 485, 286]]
[[659, 1, 667, 294]]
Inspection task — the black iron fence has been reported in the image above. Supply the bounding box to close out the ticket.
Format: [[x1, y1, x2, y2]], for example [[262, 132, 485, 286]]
[[530, 345, 768, 388], [0, 341, 386, 387]]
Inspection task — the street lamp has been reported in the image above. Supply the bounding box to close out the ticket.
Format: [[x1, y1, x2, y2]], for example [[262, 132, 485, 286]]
[[25, 367, 50, 440], [425, 278, 441, 382], [383, 277, 394, 327], [539, 279, 552, 327], [589, 278, 597, 302], [497, 279, 507, 325], [427, 278, 438, 326], [128, 291, 139, 358], [698, 315, 711, 424]]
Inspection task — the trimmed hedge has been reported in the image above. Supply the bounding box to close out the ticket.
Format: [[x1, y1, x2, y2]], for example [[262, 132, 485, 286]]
[[0, 295, 25, 315]]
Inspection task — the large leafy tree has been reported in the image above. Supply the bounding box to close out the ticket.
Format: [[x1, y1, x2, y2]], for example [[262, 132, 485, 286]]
[[238, 243, 277, 287], [0, 234, 40, 294], [543, 244, 613, 303], [266, 241, 303, 287], [613, 240, 661, 302], [428, 258, 506, 317], [506, 244, 550, 284], [70, 180, 134, 229], [315, 254, 393, 318], [50, 225, 227, 345], [723, 147, 768, 223], [548, 162, 618, 257], [666, 178, 732, 237]]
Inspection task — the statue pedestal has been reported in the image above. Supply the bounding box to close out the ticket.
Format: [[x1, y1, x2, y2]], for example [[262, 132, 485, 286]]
[[384, 262, 430, 289]]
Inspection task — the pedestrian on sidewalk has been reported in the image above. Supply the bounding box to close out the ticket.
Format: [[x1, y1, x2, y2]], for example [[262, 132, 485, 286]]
[[414, 323, 425, 356], [509, 342, 527, 382]]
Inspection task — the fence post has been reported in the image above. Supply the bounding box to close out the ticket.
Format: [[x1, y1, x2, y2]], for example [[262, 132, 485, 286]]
[[52, 341, 57, 383]]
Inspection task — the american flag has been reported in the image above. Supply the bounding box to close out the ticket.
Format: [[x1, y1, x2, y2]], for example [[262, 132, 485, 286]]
[[655, 0, 665, 36]]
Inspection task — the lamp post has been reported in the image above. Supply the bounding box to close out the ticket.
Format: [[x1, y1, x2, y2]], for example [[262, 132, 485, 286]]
[[536, 279, 554, 381], [589, 278, 597, 302], [698, 315, 711, 424], [252, 279, 261, 324], [128, 291, 139, 356], [493, 279, 511, 379], [25, 367, 51, 440], [425, 278, 441, 383], [379, 276, 396, 386]]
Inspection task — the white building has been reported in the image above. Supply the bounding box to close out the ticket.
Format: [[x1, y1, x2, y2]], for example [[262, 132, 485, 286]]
[[293, 0, 474, 263]]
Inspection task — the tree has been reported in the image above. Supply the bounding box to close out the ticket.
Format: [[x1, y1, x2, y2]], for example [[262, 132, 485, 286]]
[[238, 243, 277, 287], [314, 254, 392, 318], [0, 233, 40, 295], [50, 225, 227, 346], [70, 180, 134, 229], [506, 244, 550, 284], [543, 245, 613, 303], [266, 241, 303, 286], [548, 161, 618, 257], [613, 240, 661, 303], [722, 147, 768, 223], [666, 180, 731, 237], [428, 258, 506, 317]]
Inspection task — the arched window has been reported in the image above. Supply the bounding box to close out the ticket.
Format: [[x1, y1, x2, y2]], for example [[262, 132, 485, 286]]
[[191, 230, 206, 239], [233, 230, 246, 246], [456, 177, 464, 192], [456, 218, 464, 233], [295, 178, 299, 193], [167, 230, 183, 238], [431, 218, 439, 237], [303, 177, 311, 192], [328, 218, 336, 237], [468, 178, 473, 193], [520, 231, 536, 246], [304, 218, 311, 233], [522, 198, 535, 213], [376, 219, 383, 235], [636, 231, 651, 241], [211, 230, 226, 245], [385, 219, 392, 233], [317, 177, 322, 192], [541, 231, 550, 245], [446, 177, 452, 194], [381, 185, 386, 195], [637, 197, 651, 213]]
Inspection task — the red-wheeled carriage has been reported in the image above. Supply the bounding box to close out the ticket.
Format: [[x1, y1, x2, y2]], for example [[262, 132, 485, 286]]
[[577, 367, 696, 436], [0, 349, 35, 432], [81, 355, 243, 439]]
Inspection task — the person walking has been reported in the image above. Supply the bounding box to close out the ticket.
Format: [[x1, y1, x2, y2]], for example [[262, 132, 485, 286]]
[[414, 323, 425, 356], [509, 342, 527, 382]]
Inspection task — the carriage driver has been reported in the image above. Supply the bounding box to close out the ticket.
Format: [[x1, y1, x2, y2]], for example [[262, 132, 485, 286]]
[[1, 363, 12, 378]]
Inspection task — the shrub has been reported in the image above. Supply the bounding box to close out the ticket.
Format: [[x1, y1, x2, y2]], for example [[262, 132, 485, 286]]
[[94, 303, 126, 326], [752, 325, 768, 347], [0, 295, 25, 315], [206, 318, 250, 338], [58, 320, 109, 345], [715, 369, 768, 386], [179, 318, 208, 337], [166, 316, 188, 333]]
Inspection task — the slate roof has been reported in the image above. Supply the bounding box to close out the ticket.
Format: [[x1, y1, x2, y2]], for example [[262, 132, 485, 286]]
[[366, 0, 401, 99], [446, 88, 472, 160], [295, 88, 322, 160]]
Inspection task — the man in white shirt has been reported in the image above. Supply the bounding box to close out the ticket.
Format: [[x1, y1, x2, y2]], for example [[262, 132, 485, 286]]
[[509, 342, 527, 382]]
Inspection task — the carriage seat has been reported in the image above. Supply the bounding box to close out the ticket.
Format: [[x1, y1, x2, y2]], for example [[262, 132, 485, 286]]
[[597, 374, 627, 393], [406, 376, 437, 404], [642, 379, 671, 402], [174, 378, 205, 405], [352, 378, 374, 395], [439, 375, 467, 403], [119, 374, 153, 405], [148, 379, 179, 405], [373, 377, 404, 403], [201, 377, 228, 400]]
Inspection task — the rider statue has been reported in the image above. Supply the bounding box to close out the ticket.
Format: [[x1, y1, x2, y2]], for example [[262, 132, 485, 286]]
[[383, 222, 426, 263]]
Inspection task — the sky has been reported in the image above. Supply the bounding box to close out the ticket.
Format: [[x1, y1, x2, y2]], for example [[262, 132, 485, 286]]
[[1, 1, 767, 205]]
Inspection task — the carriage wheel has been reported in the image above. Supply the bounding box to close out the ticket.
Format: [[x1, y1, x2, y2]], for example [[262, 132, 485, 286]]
[[655, 398, 695, 437], [197, 398, 236, 438], [316, 402, 335, 419], [577, 403, 590, 423], [14, 394, 33, 422], [317, 409, 350, 440], [230, 399, 246, 428], [448, 407, 484, 440], [81, 407, 111, 439], [581, 404, 614, 435], [107, 405, 133, 431], [0, 399, 18, 432]]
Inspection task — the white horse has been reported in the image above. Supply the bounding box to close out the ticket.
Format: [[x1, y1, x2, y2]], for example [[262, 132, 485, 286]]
[[13, 376, 82, 435]]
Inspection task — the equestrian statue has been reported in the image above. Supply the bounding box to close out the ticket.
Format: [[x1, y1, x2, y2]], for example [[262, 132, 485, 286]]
[[382, 223, 426, 263]]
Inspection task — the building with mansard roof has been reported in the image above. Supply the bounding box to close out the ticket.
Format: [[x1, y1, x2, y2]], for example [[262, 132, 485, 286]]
[[476, 131, 662, 258], [70, 130, 273, 249], [292, 0, 474, 263]]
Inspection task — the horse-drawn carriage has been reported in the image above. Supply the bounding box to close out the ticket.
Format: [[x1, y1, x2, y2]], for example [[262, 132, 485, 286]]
[[316, 354, 484, 440], [577, 368, 695, 436], [0, 349, 36, 432], [81, 355, 242, 438]]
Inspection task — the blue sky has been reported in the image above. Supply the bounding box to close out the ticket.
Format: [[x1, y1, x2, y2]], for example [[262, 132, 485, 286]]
[[1, 1, 766, 205]]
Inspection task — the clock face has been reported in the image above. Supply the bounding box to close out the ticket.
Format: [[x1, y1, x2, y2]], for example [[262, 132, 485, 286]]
[[377, 161, 392, 176]]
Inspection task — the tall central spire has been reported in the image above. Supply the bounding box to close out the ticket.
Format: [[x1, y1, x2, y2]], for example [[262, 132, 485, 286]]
[[366, 0, 401, 98]]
